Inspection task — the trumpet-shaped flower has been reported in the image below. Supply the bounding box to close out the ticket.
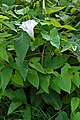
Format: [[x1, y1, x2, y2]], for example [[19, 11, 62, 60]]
[[19, 20, 38, 37]]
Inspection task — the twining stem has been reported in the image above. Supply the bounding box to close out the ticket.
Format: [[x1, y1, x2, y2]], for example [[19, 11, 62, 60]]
[[43, 0, 46, 14], [43, 0, 46, 10], [49, 105, 69, 119], [41, 42, 46, 65]]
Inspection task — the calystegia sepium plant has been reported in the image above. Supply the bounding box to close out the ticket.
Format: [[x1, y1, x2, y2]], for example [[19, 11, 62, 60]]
[[0, 0, 80, 120]]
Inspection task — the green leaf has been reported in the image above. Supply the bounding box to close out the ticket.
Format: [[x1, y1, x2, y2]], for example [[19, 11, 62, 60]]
[[62, 94, 72, 104], [0, 15, 9, 19], [47, 6, 65, 14], [50, 76, 61, 94], [0, 47, 8, 62], [39, 74, 50, 94], [59, 14, 71, 24], [8, 101, 22, 115], [12, 70, 24, 86], [50, 28, 60, 48], [61, 63, 71, 74], [14, 6, 30, 15], [1, 67, 13, 91], [0, 32, 12, 37], [14, 31, 31, 64], [72, 112, 80, 120], [29, 61, 46, 74], [77, 56, 80, 62], [61, 25, 76, 30], [16, 60, 28, 81], [2, 0, 15, 5], [71, 97, 80, 112], [27, 69, 39, 89], [46, 68, 57, 75], [4, 89, 27, 104], [0, 62, 5, 70], [59, 0, 67, 6], [0, 19, 12, 29], [7, 10, 18, 18], [71, 66, 80, 72], [42, 90, 62, 110], [58, 64, 71, 93], [22, 106, 31, 120], [61, 43, 72, 52], [44, 55, 69, 70], [30, 88, 42, 107], [59, 74, 71, 94], [6, 21, 17, 32], [51, 19, 61, 27], [70, 83, 76, 93], [72, 71, 80, 88], [31, 37, 44, 51], [71, 8, 78, 14], [55, 111, 70, 120], [72, 0, 80, 6], [41, 30, 50, 41], [37, 89, 44, 95], [29, 57, 40, 63]]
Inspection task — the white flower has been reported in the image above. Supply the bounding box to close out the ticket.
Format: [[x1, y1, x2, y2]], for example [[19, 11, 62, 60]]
[[19, 20, 38, 37]]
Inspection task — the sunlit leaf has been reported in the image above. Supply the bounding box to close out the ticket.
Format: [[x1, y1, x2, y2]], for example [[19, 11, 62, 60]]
[[14, 6, 30, 15], [47, 6, 65, 14], [61, 43, 72, 52], [61, 25, 76, 30], [0, 15, 9, 19], [41, 30, 50, 41], [51, 19, 61, 27], [71, 8, 78, 14]]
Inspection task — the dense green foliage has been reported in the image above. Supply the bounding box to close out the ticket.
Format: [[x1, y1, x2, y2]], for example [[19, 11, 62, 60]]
[[0, 0, 80, 119]]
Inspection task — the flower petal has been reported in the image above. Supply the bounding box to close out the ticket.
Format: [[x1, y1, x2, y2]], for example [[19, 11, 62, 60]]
[[19, 21, 28, 30], [26, 28, 34, 37], [30, 20, 38, 28], [19, 20, 38, 37]]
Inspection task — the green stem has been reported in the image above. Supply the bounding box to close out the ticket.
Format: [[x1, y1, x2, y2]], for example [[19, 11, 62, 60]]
[[43, 0, 46, 15], [41, 42, 46, 65], [50, 105, 69, 119]]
